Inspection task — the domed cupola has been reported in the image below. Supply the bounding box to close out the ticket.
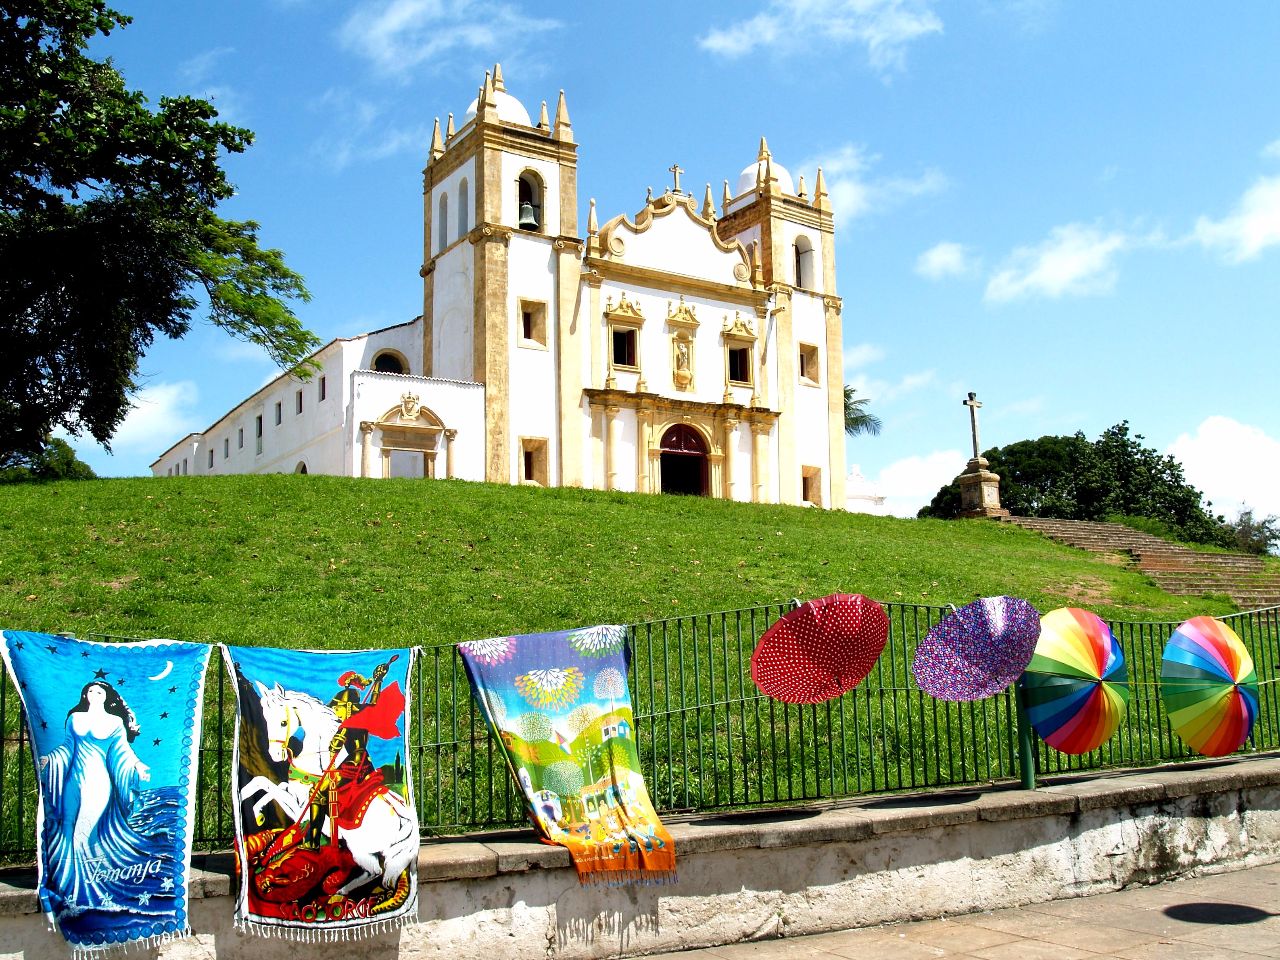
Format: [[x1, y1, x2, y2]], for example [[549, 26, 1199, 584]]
[[735, 137, 796, 196]]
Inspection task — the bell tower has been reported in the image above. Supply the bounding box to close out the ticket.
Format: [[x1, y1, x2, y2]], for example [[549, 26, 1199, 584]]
[[716, 138, 845, 509], [420, 65, 581, 484]]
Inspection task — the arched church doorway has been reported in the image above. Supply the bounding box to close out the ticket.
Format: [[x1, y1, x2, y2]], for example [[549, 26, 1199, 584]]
[[659, 424, 709, 496]]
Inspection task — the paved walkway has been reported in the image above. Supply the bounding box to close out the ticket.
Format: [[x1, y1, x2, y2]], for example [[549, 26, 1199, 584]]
[[645, 862, 1280, 959]]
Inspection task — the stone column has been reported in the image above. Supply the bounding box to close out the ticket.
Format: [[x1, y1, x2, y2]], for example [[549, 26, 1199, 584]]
[[605, 405, 621, 491], [751, 421, 770, 503], [360, 422, 374, 478], [724, 418, 739, 500], [444, 428, 457, 479], [636, 409, 652, 493]]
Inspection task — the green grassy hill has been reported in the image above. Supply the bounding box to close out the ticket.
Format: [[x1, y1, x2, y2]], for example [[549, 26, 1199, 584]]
[[0, 475, 1237, 647]]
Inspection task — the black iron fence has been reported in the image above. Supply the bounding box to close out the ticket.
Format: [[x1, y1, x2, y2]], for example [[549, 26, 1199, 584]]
[[3, 602, 1279, 863]]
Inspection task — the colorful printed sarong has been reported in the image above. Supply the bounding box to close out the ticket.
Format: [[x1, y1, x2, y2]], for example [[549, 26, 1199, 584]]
[[459, 625, 676, 885], [224, 646, 417, 939], [0, 631, 210, 958]]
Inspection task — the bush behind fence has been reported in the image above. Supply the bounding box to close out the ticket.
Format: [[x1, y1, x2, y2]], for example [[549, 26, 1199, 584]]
[[3, 603, 1279, 863]]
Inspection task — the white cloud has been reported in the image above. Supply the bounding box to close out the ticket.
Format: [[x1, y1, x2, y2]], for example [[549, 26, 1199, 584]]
[[803, 143, 946, 223], [340, 0, 558, 76], [846, 369, 935, 404], [176, 48, 245, 122], [1262, 139, 1280, 161], [916, 241, 976, 279], [1191, 175, 1280, 264], [1167, 416, 1280, 520], [870, 449, 966, 517], [110, 382, 204, 452], [699, 0, 942, 73], [985, 223, 1130, 303], [843, 342, 885, 372], [311, 89, 432, 170]]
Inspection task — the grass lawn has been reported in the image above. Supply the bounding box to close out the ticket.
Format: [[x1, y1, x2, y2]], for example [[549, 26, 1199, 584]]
[[0, 475, 1238, 648]]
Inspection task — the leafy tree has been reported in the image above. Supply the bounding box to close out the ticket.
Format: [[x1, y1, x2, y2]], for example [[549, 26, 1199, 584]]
[[518, 712, 552, 743], [1, 1, 318, 460], [918, 422, 1232, 547], [843, 385, 882, 437], [1227, 508, 1280, 556], [0, 436, 95, 483]]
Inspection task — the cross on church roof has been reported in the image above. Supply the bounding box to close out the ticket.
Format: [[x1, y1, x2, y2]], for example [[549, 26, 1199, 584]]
[[668, 163, 684, 194]]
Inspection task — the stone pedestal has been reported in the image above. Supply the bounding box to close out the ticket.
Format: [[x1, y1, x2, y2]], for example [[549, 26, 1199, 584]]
[[957, 457, 1010, 518]]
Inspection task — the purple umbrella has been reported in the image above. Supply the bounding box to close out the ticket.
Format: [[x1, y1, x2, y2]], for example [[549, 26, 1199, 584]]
[[912, 596, 1041, 701]]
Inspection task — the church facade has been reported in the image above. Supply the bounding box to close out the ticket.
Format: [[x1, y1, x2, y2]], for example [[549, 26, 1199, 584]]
[[153, 66, 848, 509]]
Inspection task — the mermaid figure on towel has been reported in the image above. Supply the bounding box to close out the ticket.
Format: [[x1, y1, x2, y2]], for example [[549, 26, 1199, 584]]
[[38, 680, 153, 919]]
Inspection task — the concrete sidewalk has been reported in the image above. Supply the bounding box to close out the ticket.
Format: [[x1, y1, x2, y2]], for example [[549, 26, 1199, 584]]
[[645, 862, 1280, 959]]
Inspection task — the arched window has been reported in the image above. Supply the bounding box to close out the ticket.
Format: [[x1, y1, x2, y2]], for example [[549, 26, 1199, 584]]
[[294, 461, 308, 475], [457, 178, 470, 235], [517, 171, 542, 232], [373, 351, 406, 374], [436, 192, 449, 252], [794, 235, 815, 289]]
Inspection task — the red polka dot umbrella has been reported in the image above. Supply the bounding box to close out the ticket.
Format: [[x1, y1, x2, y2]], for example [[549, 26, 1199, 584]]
[[750, 594, 890, 704]]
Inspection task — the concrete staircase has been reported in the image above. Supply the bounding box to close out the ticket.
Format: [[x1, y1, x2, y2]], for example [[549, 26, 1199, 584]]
[[1001, 516, 1280, 610]]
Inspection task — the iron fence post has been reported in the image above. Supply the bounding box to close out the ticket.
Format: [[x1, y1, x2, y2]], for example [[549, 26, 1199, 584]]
[[1014, 682, 1036, 790]]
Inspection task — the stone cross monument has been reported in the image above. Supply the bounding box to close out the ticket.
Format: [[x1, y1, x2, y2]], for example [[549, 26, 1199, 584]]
[[956, 392, 1009, 518]]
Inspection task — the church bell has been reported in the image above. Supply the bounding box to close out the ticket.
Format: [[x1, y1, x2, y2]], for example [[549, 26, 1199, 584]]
[[518, 201, 539, 230]]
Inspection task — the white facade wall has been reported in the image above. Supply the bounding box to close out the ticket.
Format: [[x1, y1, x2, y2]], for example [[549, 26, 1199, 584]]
[[790, 289, 833, 505], [347, 322, 422, 377], [506, 235, 560, 485], [432, 242, 475, 381], [347, 371, 485, 481], [430, 157, 476, 255], [619, 214, 743, 286], [779, 221, 824, 290]]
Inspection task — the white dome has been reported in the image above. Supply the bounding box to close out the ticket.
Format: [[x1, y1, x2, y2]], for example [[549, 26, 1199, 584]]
[[735, 158, 796, 196], [464, 89, 532, 127]]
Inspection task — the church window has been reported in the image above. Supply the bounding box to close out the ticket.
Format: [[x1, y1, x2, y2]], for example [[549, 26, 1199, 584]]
[[166, 466, 172, 477], [520, 437, 548, 486], [182, 458, 188, 475], [517, 171, 542, 232], [801, 466, 823, 507], [794, 236, 815, 289], [798, 343, 820, 385], [275, 401, 282, 425], [224, 438, 229, 458], [255, 414, 263, 455], [295, 389, 303, 414], [612, 327, 638, 368], [208, 449, 214, 469], [727, 345, 752, 385], [518, 299, 547, 348], [458, 178, 470, 235], [319, 376, 327, 401], [437, 193, 449, 252], [238, 428, 243, 449], [373, 351, 406, 374]]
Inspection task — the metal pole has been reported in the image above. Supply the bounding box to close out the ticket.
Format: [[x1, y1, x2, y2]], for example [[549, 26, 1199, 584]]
[[1014, 683, 1036, 790]]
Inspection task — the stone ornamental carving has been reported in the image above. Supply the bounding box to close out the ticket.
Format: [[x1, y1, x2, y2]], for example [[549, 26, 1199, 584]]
[[400, 393, 422, 420]]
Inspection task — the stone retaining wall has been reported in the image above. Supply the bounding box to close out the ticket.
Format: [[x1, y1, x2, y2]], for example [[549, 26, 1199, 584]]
[[3, 758, 1280, 960]]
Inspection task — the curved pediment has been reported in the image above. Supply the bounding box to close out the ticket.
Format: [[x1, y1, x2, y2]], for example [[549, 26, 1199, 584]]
[[596, 192, 753, 287]]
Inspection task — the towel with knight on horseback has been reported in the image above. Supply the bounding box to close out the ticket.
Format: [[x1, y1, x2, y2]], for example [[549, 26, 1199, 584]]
[[226, 646, 419, 938]]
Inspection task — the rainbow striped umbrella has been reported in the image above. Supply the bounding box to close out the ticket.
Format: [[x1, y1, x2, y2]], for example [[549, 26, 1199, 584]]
[[1019, 607, 1129, 755], [1161, 616, 1259, 757]]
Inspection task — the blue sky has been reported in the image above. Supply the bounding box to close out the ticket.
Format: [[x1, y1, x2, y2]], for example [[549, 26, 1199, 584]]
[[68, 0, 1280, 519]]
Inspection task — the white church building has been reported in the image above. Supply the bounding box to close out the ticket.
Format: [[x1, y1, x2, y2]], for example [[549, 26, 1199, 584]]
[[153, 66, 849, 508]]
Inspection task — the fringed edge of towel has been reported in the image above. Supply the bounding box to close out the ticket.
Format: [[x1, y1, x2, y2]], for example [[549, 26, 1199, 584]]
[[233, 909, 417, 942], [68, 926, 193, 960], [578, 869, 678, 888]]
